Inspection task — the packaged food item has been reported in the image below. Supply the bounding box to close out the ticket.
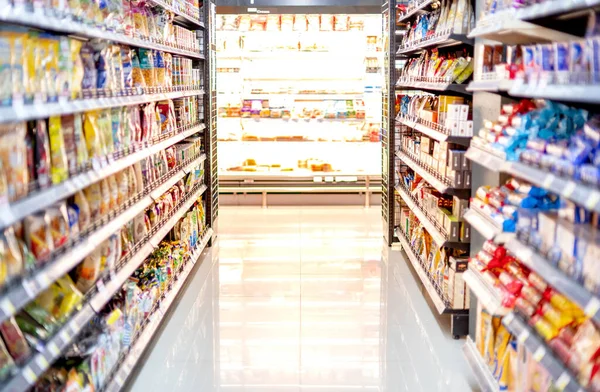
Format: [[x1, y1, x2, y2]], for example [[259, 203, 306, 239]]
[[0, 227, 24, 285], [128, 105, 142, 145], [84, 183, 102, 222], [48, 116, 69, 184], [24, 213, 53, 261], [107, 174, 118, 211], [0, 317, 31, 363], [0, 336, 15, 380], [0, 123, 28, 202], [131, 50, 146, 89], [132, 5, 149, 39], [73, 190, 91, 232], [111, 45, 123, 92], [47, 203, 69, 249], [66, 204, 79, 238], [121, 46, 133, 90], [99, 179, 110, 217], [76, 247, 101, 292], [70, 38, 84, 99], [138, 48, 155, 87], [83, 110, 104, 161], [154, 50, 165, 87], [98, 109, 113, 156], [80, 42, 96, 93]]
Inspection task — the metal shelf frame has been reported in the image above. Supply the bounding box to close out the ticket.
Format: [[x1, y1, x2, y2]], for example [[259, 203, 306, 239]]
[[396, 114, 472, 146], [395, 183, 470, 250], [463, 337, 500, 392]]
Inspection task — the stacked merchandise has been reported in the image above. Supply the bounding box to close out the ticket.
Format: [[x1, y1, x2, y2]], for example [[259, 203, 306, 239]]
[[398, 0, 475, 52], [388, 0, 475, 332], [217, 14, 365, 32], [460, 1, 600, 390], [398, 132, 472, 189], [471, 240, 600, 391], [0, 99, 202, 205], [0, 0, 214, 389], [397, 94, 474, 137], [397, 48, 474, 86], [30, 200, 207, 391]]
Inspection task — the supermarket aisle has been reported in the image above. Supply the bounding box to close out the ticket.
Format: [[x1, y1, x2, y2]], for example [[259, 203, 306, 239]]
[[130, 207, 476, 392]]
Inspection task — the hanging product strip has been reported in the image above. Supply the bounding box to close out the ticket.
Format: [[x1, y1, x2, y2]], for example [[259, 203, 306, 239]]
[[462, 0, 600, 390]]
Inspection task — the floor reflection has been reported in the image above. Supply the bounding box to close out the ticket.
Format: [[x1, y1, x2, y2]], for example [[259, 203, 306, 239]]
[[130, 207, 475, 392]]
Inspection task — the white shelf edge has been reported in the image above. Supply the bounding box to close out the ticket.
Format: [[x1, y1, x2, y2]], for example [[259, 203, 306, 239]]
[[397, 0, 435, 23], [0, 124, 205, 229], [505, 238, 600, 325], [463, 208, 514, 244], [0, 89, 204, 124], [0, 9, 203, 59], [463, 268, 509, 316], [395, 185, 446, 247], [463, 337, 500, 392], [395, 150, 451, 194], [103, 228, 213, 392], [468, 19, 578, 44], [396, 228, 448, 314]]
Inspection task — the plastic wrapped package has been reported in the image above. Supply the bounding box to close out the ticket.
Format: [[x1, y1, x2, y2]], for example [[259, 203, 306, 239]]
[[24, 213, 54, 262], [0, 123, 28, 202], [47, 203, 69, 249], [0, 227, 24, 286], [0, 317, 31, 363]]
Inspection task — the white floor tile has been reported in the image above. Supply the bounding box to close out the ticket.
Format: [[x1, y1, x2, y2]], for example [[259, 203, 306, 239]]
[[129, 206, 476, 392]]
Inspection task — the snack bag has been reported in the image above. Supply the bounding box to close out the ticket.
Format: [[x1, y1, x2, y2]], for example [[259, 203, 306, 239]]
[[83, 110, 104, 161], [121, 46, 133, 90], [80, 42, 96, 93], [99, 179, 110, 217], [48, 116, 69, 184], [47, 203, 69, 249], [24, 213, 54, 262], [70, 38, 84, 100], [84, 183, 102, 222], [0, 123, 28, 202], [0, 317, 31, 363], [73, 190, 91, 232], [76, 247, 101, 292], [0, 227, 24, 284], [111, 107, 123, 152], [34, 120, 51, 189], [138, 48, 155, 87], [107, 174, 118, 210], [0, 337, 15, 381], [131, 49, 146, 89]]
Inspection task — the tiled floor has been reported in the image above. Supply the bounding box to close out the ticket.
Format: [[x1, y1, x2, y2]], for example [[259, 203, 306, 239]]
[[130, 206, 477, 391]]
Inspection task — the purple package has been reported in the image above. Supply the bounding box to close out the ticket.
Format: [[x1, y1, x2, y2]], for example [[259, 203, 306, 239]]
[[538, 44, 555, 84], [546, 141, 568, 158], [570, 40, 588, 84], [584, 116, 600, 147], [580, 165, 600, 187]]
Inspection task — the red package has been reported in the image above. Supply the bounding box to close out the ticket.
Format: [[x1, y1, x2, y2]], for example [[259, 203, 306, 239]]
[[0, 318, 31, 363], [515, 297, 536, 317], [528, 272, 548, 293], [499, 271, 524, 295], [549, 338, 573, 364], [521, 285, 543, 306]]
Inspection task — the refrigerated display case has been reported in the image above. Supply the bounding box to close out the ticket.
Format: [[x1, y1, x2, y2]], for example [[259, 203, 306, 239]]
[[215, 13, 384, 205]]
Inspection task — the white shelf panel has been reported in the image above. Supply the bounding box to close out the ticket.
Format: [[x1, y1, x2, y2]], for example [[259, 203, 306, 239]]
[[463, 337, 500, 392], [468, 18, 578, 44], [396, 115, 471, 146], [0, 89, 204, 124], [464, 208, 515, 244], [0, 125, 205, 230], [505, 238, 600, 325], [397, 0, 435, 23], [510, 82, 600, 105], [0, 8, 204, 59]]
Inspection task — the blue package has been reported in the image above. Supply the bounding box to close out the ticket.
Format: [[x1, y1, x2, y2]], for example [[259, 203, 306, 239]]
[[588, 37, 600, 84], [507, 193, 538, 208], [540, 154, 559, 170], [580, 164, 600, 186], [539, 44, 555, 72], [552, 158, 577, 178], [584, 116, 600, 148], [520, 149, 543, 166], [554, 42, 569, 72], [564, 138, 592, 166]]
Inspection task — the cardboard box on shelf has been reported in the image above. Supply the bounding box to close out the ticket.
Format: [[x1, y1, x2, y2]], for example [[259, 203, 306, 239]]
[[460, 221, 471, 242], [452, 196, 469, 221], [447, 104, 461, 120], [458, 105, 469, 121], [446, 118, 460, 135], [448, 150, 464, 171], [464, 171, 472, 188], [448, 267, 465, 309], [446, 169, 463, 188]]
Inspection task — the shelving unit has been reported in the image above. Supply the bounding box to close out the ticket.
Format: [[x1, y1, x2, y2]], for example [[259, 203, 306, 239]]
[[386, 0, 474, 339], [395, 228, 468, 316], [505, 239, 600, 324], [396, 114, 471, 146], [0, 0, 217, 390], [395, 183, 469, 250], [502, 312, 584, 392], [462, 1, 600, 390], [395, 149, 470, 197]]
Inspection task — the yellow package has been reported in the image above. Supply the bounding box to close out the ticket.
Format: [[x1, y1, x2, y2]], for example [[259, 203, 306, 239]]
[[55, 275, 83, 319], [98, 109, 113, 156], [106, 174, 118, 211], [24, 32, 38, 103], [41, 35, 59, 102], [48, 116, 69, 184], [2, 29, 27, 105], [1, 227, 23, 284], [455, 59, 474, 84], [478, 310, 491, 358], [493, 323, 511, 379], [83, 110, 103, 160], [533, 316, 559, 341], [76, 248, 101, 293], [70, 39, 83, 100], [74, 190, 91, 232], [541, 302, 574, 330], [0, 123, 28, 202], [115, 170, 129, 205], [99, 179, 110, 217], [57, 37, 71, 99]]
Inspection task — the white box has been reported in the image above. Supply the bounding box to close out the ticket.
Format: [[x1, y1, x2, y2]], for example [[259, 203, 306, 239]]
[[459, 105, 469, 121], [445, 119, 460, 135], [449, 269, 465, 309], [447, 104, 461, 120], [459, 120, 474, 137]]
